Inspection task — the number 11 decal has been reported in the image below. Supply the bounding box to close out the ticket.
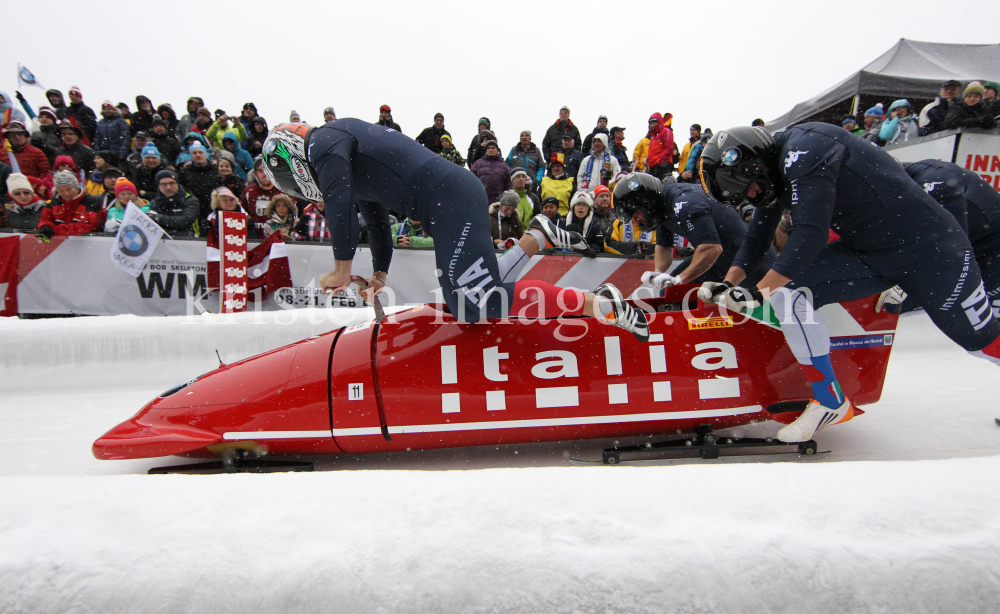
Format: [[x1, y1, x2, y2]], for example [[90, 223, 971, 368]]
[[348, 384, 363, 401]]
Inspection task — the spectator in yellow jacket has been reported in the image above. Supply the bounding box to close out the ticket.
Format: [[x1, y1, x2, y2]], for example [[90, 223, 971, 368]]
[[631, 116, 659, 172], [676, 124, 701, 177], [539, 154, 575, 216], [604, 215, 656, 256]]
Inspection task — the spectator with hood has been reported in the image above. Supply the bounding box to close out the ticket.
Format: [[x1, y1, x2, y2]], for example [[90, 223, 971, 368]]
[[542, 106, 582, 161], [130, 95, 155, 136], [177, 97, 203, 138], [468, 129, 497, 169], [415, 113, 450, 153], [61, 87, 97, 142], [215, 156, 245, 198], [2, 122, 50, 180], [45, 89, 67, 118], [147, 169, 200, 237], [919, 80, 962, 137], [582, 115, 610, 156], [264, 194, 297, 239], [944, 82, 998, 131], [43, 155, 81, 196], [4, 173, 48, 230], [178, 142, 221, 223], [94, 102, 131, 157], [176, 132, 214, 167], [156, 103, 180, 135], [577, 133, 620, 193], [132, 144, 167, 199], [206, 111, 248, 151], [38, 170, 105, 239], [150, 117, 182, 167], [467, 117, 492, 168], [646, 112, 675, 180], [506, 130, 546, 187], [879, 99, 920, 145], [0, 91, 27, 131], [470, 140, 511, 204], [56, 120, 95, 174], [608, 127, 630, 171], [245, 116, 269, 158], [221, 131, 253, 179], [376, 104, 401, 132], [439, 134, 465, 165], [31, 107, 62, 164], [241, 157, 295, 235]]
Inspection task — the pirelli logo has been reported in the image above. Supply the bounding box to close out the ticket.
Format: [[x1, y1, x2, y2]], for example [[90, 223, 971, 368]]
[[687, 316, 734, 330]]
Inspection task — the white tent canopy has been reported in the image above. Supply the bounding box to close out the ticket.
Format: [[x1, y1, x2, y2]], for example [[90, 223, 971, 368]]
[[768, 39, 1000, 130]]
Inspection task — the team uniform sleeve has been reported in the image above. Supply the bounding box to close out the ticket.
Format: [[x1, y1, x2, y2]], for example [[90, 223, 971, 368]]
[[312, 130, 363, 263], [926, 171, 970, 235], [733, 204, 783, 274], [676, 200, 720, 247]]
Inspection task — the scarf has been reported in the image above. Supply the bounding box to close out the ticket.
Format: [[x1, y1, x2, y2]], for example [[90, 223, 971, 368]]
[[622, 220, 653, 243], [580, 150, 611, 191]]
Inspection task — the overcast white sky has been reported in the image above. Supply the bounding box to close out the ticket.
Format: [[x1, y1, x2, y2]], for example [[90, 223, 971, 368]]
[[7, 0, 1000, 153]]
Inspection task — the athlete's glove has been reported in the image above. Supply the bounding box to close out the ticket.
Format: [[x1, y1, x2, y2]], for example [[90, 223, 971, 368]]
[[641, 271, 681, 290], [697, 281, 733, 303], [876, 286, 907, 314], [720, 285, 763, 314]]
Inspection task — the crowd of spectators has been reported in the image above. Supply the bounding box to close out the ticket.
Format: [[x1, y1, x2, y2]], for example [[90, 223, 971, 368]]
[[2, 80, 999, 259]]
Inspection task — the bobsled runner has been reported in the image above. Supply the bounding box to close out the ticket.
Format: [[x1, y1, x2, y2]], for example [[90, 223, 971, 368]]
[[93, 285, 899, 469]]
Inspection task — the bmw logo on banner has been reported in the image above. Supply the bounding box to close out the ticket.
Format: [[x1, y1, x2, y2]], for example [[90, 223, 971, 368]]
[[118, 225, 149, 257]]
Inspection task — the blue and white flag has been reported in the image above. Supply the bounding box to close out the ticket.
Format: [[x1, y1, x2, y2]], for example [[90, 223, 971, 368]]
[[16, 63, 44, 90], [110, 203, 167, 277]]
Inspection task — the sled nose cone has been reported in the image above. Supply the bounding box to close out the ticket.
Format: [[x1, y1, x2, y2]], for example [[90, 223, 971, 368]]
[[93, 418, 222, 460]]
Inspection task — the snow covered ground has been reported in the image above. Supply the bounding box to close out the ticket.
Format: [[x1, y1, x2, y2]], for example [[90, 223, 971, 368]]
[[1, 310, 999, 613]]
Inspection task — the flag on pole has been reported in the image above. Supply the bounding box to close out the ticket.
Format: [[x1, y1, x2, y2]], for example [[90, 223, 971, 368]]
[[207, 231, 291, 300], [110, 203, 166, 277], [16, 63, 44, 90]]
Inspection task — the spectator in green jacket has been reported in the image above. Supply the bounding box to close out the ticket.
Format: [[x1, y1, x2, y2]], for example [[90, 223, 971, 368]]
[[439, 134, 465, 166], [205, 111, 248, 151], [391, 217, 434, 248]]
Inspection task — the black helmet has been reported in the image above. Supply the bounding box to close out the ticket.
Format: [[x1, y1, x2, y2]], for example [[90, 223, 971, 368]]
[[261, 123, 323, 202], [699, 126, 784, 208], [612, 172, 664, 232]]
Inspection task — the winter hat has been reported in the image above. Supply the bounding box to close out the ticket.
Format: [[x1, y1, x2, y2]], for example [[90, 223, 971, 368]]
[[440, 134, 452, 142], [38, 106, 58, 122], [380, 104, 391, 113], [101, 100, 115, 112], [212, 109, 225, 119], [323, 107, 335, 115], [115, 178, 137, 197], [134, 131, 150, 141], [983, 81, 999, 94], [571, 191, 593, 209], [964, 82, 986, 98], [864, 103, 885, 118], [141, 143, 161, 160], [116, 102, 130, 113], [593, 133, 609, 147], [434, 112, 444, 120], [69, 86, 82, 98], [541, 196, 560, 209], [188, 142, 207, 155], [2, 121, 28, 135], [550, 153, 565, 166], [243, 102, 258, 112], [152, 116, 167, 127], [559, 106, 570, 114], [520, 129, 531, 137], [478, 117, 491, 128], [6, 173, 33, 194], [484, 139, 499, 150], [102, 168, 123, 181], [217, 150, 237, 169], [480, 129, 497, 141], [499, 190, 519, 210], [53, 170, 80, 189], [691, 123, 702, 132], [510, 168, 528, 180], [290, 110, 301, 122], [155, 169, 178, 185], [888, 99, 911, 113], [842, 115, 858, 126], [593, 184, 611, 197], [196, 107, 212, 118], [598, 114, 608, 122]]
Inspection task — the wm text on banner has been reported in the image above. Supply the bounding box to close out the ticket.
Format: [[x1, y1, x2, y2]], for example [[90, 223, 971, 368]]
[[110, 203, 166, 277], [0, 236, 18, 316]]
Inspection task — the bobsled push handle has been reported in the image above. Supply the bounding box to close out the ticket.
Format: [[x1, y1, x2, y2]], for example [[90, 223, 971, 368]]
[[349, 275, 386, 324]]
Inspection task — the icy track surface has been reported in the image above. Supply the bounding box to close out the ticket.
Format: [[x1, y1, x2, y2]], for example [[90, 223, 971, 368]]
[[1, 309, 999, 613]]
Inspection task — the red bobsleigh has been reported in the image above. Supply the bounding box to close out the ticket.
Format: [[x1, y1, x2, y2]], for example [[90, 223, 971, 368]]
[[93, 286, 899, 466]]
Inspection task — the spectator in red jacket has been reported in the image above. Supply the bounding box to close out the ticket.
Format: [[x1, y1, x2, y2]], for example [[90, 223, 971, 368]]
[[241, 157, 296, 235], [42, 155, 82, 196], [2, 122, 51, 180], [37, 170, 105, 239], [646, 112, 675, 180]]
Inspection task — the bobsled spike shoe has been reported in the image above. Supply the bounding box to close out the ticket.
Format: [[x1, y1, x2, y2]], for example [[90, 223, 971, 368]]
[[528, 215, 592, 257], [776, 398, 856, 442], [595, 283, 650, 342]]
